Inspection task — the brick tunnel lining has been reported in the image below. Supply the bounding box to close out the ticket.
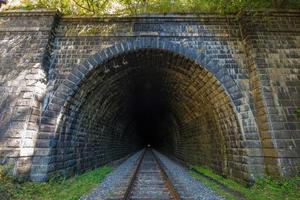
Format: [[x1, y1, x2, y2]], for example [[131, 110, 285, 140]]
[[54, 49, 245, 180]]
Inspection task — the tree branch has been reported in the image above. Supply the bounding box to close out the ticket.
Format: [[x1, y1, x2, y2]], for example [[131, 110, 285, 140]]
[[72, 0, 93, 12], [99, 0, 109, 10], [86, 0, 95, 14]]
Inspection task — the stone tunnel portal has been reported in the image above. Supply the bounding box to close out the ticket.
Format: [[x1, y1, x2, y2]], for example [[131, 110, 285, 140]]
[[51, 49, 244, 181]]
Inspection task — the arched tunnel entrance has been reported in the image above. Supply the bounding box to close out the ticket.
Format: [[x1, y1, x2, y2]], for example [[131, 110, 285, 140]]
[[51, 48, 244, 181]]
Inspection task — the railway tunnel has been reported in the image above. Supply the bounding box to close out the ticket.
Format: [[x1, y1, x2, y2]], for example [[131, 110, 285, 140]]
[[43, 47, 245, 181]]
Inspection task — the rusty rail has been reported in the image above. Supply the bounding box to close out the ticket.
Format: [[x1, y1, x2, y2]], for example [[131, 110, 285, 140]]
[[151, 149, 181, 200], [123, 148, 146, 200], [123, 148, 181, 200]]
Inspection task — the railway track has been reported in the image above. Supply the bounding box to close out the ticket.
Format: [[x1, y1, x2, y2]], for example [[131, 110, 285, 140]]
[[108, 148, 181, 200]]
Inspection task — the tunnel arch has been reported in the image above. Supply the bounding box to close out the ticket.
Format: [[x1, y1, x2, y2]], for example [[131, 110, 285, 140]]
[[31, 38, 260, 182]]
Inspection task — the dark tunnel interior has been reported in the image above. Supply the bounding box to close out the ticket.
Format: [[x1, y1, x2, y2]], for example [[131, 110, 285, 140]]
[[128, 71, 176, 147], [54, 49, 244, 180]]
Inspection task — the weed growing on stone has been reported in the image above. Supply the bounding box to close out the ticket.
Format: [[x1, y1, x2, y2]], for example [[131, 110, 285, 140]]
[[296, 107, 300, 117]]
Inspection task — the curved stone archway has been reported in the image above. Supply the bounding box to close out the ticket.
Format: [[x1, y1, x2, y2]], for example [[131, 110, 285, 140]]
[[30, 38, 262, 182]]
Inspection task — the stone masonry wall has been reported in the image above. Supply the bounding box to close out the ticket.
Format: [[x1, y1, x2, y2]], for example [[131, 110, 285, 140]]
[[0, 11, 58, 177], [43, 14, 264, 181], [241, 11, 300, 176], [0, 10, 299, 181]]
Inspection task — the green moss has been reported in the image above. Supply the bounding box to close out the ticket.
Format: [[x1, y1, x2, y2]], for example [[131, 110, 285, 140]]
[[191, 165, 300, 200], [296, 107, 300, 117], [0, 165, 112, 200]]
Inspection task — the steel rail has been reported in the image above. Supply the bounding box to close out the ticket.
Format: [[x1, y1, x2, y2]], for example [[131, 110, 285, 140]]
[[151, 149, 181, 200], [123, 148, 146, 200], [123, 148, 181, 200]]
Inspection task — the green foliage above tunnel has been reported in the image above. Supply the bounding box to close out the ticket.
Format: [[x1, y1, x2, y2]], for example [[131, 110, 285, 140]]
[[6, 0, 300, 16]]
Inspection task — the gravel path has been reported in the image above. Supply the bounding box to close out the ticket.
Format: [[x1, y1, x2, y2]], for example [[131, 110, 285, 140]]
[[154, 150, 224, 200], [80, 150, 142, 200]]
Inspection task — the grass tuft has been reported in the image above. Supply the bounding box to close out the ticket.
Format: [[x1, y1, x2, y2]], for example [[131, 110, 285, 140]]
[[191, 165, 300, 200], [0, 165, 112, 200]]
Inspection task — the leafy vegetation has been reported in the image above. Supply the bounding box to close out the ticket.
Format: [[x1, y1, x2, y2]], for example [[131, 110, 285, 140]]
[[5, 0, 300, 16], [0, 165, 112, 200], [190, 171, 237, 200], [296, 107, 300, 117], [191, 165, 300, 200]]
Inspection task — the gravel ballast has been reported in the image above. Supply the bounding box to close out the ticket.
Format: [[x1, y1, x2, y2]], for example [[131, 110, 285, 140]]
[[80, 150, 142, 200], [154, 150, 224, 200], [82, 149, 223, 199]]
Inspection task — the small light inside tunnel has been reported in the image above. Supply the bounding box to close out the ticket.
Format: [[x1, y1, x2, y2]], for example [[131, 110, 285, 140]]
[[147, 144, 151, 148]]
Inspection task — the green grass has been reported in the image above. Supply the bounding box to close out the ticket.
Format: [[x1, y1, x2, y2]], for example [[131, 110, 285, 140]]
[[190, 171, 237, 200], [0, 166, 112, 200], [191, 165, 300, 200]]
